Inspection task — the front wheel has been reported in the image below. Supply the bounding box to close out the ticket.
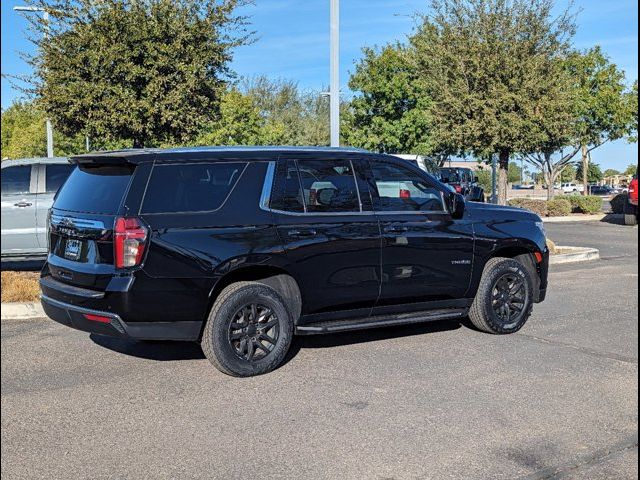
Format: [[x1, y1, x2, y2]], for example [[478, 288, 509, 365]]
[[469, 257, 534, 334], [201, 282, 294, 377]]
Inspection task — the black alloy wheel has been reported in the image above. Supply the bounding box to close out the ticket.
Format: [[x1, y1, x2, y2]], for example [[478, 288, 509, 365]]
[[491, 272, 526, 328], [228, 303, 279, 362]]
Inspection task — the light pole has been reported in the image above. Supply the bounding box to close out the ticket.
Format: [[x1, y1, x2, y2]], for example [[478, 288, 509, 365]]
[[329, 0, 339, 147], [14, 6, 54, 158]]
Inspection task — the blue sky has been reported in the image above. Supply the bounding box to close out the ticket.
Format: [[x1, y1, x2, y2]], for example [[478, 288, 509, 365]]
[[2, 0, 638, 170]]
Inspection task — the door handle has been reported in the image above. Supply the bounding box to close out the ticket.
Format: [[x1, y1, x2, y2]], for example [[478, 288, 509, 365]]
[[383, 225, 408, 234], [14, 201, 33, 207], [288, 229, 317, 237]]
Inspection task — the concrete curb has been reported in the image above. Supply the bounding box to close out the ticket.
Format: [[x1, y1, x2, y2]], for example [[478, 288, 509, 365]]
[[1, 301, 45, 320], [550, 246, 600, 265], [544, 214, 618, 223]]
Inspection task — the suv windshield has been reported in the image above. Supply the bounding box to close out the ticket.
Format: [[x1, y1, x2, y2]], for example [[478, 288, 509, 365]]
[[54, 164, 134, 214]]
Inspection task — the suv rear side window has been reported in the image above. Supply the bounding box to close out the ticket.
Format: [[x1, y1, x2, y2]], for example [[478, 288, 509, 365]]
[[45, 164, 74, 193], [142, 162, 246, 214], [1, 165, 31, 195], [371, 162, 445, 212], [296, 160, 361, 213], [54, 165, 134, 214]]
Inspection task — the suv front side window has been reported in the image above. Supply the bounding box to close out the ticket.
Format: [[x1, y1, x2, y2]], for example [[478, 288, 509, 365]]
[[370, 161, 445, 213]]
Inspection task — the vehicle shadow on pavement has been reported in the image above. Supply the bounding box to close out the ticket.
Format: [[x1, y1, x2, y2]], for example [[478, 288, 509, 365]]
[[600, 213, 628, 225], [90, 334, 205, 361], [89, 319, 465, 365]]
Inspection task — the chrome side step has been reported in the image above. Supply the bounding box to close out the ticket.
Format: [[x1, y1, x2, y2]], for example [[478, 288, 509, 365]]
[[295, 308, 467, 335]]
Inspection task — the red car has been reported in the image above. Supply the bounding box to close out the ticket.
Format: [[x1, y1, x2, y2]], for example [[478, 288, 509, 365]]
[[625, 175, 638, 226]]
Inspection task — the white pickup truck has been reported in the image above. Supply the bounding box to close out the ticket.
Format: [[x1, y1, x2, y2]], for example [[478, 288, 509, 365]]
[[560, 182, 585, 194]]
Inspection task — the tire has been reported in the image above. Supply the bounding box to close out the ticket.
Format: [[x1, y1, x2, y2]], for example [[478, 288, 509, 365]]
[[469, 257, 534, 334], [623, 202, 638, 226], [201, 281, 294, 377]]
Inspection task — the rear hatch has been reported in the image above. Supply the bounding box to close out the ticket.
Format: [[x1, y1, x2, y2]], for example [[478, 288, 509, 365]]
[[47, 163, 138, 290]]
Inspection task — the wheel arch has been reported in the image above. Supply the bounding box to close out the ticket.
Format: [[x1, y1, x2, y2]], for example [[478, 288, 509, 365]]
[[204, 265, 303, 336]]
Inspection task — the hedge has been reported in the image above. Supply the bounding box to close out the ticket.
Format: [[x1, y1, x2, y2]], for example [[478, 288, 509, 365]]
[[547, 197, 572, 217], [507, 198, 548, 217], [566, 195, 603, 214]]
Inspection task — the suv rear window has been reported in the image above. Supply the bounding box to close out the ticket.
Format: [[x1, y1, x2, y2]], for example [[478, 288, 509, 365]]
[[54, 165, 134, 214], [141, 162, 246, 214]]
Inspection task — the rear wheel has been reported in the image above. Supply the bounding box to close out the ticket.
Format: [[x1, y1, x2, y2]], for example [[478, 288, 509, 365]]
[[624, 202, 638, 226], [469, 257, 534, 334], [202, 282, 293, 377]]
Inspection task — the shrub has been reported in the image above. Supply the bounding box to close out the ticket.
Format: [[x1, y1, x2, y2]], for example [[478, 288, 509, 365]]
[[610, 193, 628, 214], [566, 195, 603, 214], [546, 238, 558, 255], [547, 197, 572, 217], [507, 198, 548, 217]]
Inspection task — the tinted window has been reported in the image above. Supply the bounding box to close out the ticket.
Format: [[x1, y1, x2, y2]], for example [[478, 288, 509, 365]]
[[45, 164, 74, 193], [271, 160, 304, 212], [54, 165, 134, 214], [1, 165, 31, 195], [440, 168, 460, 183], [142, 162, 246, 214], [371, 162, 444, 212], [297, 160, 360, 213]]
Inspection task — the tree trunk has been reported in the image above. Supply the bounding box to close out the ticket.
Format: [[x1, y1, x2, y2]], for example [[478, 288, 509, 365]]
[[545, 171, 554, 200], [581, 144, 589, 196], [498, 150, 509, 205]]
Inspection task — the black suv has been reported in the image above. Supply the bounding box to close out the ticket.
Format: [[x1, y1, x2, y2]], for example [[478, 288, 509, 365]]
[[41, 147, 548, 376]]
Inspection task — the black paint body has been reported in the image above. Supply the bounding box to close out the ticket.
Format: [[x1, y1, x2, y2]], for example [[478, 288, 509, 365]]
[[40, 147, 549, 340]]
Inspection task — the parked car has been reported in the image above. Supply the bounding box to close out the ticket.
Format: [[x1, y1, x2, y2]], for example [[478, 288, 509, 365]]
[[1, 157, 74, 260], [439, 167, 485, 202], [40, 147, 549, 377], [560, 182, 585, 194], [589, 185, 615, 196], [624, 175, 638, 226]]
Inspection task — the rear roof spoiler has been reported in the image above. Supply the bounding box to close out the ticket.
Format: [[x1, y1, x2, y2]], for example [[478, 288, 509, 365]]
[[70, 149, 158, 165]]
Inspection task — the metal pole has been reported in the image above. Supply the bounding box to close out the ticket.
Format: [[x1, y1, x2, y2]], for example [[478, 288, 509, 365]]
[[329, 0, 339, 147], [491, 154, 498, 204]]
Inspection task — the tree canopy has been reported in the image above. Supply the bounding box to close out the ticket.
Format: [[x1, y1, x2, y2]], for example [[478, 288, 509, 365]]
[[20, 0, 250, 148], [409, 0, 577, 204]]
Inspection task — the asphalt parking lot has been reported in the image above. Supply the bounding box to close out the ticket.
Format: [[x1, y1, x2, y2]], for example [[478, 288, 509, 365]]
[[1, 220, 637, 480]]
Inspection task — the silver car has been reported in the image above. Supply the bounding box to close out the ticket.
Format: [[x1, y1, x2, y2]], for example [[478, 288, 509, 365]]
[[1, 157, 73, 259]]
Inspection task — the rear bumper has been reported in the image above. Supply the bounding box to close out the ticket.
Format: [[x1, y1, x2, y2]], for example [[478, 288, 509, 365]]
[[41, 294, 202, 341]]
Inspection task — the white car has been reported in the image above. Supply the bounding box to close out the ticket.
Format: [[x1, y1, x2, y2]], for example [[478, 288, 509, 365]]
[[561, 183, 585, 193]]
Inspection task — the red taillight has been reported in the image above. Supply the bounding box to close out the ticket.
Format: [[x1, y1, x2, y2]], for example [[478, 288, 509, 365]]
[[114, 217, 147, 268], [534, 251, 544, 264], [454, 184, 463, 193], [399, 189, 411, 199], [83, 313, 112, 323]]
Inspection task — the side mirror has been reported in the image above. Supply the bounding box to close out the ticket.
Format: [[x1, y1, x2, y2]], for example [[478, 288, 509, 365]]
[[449, 192, 466, 219], [474, 176, 479, 183]]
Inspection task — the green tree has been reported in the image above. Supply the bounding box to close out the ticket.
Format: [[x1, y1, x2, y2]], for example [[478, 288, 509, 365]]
[[566, 47, 637, 194], [1, 100, 85, 159], [603, 168, 620, 177], [20, 0, 249, 148], [576, 161, 603, 183], [346, 44, 437, 157], [623, 164, 638, 176], [196, 89, 283, 146], [560, 165, 577, 182], [508, 162, 522, 184], [411, 0, 577, 204]]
